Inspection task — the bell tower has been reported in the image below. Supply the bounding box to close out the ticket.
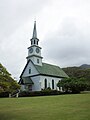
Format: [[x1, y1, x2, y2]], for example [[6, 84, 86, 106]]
[[26, 21, 43, 66]]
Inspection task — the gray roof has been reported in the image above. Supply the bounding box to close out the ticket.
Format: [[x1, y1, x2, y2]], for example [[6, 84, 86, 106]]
[[22, 77, 34, 84], [35, 63, 69, 78]]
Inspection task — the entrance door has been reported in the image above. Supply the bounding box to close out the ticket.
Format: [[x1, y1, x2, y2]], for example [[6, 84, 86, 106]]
[[28, 85, 32, 91]]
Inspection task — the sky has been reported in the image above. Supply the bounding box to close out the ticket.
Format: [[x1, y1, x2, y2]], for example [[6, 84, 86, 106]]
[[0, 0, 90, 80]]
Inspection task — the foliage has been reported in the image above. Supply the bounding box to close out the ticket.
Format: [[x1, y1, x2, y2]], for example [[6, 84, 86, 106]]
[[57, 77, 90, 93], [63, 67, 90, 91], [0, 92, 9, 98], [42, 87, 51, 91], [63, 67, 90, 81], [0, 63, 10, 76], [0, 63, 20, 94], [19, 90, 62, 97]]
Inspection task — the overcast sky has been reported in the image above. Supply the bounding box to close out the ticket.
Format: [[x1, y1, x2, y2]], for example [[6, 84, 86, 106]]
[[0, 0, 90, 80]]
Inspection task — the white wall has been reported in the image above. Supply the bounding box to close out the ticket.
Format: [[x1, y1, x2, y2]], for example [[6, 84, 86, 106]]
[[21, 75, 62, 91], [27, 46, 42, 66], [40, 75, 61, 90], [31, 76, 41, 91], [29, 56, 42, 66], [22, 61, 39, 77], [21, 61, 62, 91], [30, 75, 61, 91], [28, 46, 41, 57], [20, 85, 26, 91]]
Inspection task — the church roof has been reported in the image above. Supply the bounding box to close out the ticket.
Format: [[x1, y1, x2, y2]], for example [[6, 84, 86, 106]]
[[20, 60, 68, 78], [35, 63, 69, 78], [19, 77, 34, 85]]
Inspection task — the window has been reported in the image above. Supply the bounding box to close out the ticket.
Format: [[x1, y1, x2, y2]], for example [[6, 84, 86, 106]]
[[37, 41, 38, 45], [45, 79, 47, 89], [28, 85, 32, 91], [29, 68, 31, 74], [52, 80, 54, 89], [34, 40, 35, 44], [31, 41, 33, 45], [37, 59, 39, 63]]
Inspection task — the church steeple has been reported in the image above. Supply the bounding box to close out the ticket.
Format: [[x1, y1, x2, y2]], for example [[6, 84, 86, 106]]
[[30, 21, 39, 46], [32, 21, 37, 38], [27, 21, 43, 66]]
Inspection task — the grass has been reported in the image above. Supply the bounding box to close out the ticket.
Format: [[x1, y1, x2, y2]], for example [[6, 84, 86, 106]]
[[0, 93, 90, 120]]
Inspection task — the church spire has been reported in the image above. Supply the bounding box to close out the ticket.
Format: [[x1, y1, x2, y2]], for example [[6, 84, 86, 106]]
[[32, 21, 37, 38], [28, 21, 42, 65], [30, 21, 39, 46]]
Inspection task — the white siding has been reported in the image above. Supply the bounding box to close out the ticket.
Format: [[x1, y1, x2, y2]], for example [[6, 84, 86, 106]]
[[30, 75, 61, 91], [28, 46, 41, 57], [39, 75, 61, 90], [21, 75, 62, 91], [22, 61, 39, 77], [31, 76, 41, 91], [21, 60, 62, 91], [29, 56, 42, 66], [20, 85, 26, 91]]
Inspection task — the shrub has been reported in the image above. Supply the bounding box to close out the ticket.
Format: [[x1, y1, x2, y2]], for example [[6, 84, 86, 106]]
[[19, 90, 63, 97], [0, 92, 9, 98], [57, 77, 90, 93]]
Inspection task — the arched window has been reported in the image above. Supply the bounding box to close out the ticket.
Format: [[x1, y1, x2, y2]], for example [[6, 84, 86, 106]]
[[29, 68, 31, 74], [31, 41, 33, 45], [52, 80, 54, 89], [37, 41, 38, 45], [45, 79, 47, 89]]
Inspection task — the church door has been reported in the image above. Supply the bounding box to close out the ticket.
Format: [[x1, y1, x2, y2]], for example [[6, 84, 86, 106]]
[[28, 85, 32, 91]]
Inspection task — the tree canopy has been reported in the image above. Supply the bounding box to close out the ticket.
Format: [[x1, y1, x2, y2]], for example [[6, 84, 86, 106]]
[[57, 77, 90, 93], [0, 63, 20, 93], [57, 66, 90, 93]]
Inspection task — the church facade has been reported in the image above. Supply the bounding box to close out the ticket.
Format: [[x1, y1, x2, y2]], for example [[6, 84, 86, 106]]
[[19, 21, 68, 92]]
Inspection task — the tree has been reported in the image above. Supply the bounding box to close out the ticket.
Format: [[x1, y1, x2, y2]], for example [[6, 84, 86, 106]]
[[62, 67, 90, 91], [57, 77, 90, 93], [63, 67, 90, 80], [0, 63, 20, 94]]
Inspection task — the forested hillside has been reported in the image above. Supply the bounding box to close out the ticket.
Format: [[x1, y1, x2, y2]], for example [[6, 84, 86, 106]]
[[59, 66, 90, 92], [80, 64, 90, 69], [62, 66, 90, 83]]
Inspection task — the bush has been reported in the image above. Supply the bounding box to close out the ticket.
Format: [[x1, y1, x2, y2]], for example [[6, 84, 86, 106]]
[[0, 92, 9, 98], [57, 77, 90, 93], [42, 87, 51, 92], [19, 90, 63, 97]]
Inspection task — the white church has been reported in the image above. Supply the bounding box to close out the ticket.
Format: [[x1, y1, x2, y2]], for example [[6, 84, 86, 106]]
[[19, 21, 68, 91]]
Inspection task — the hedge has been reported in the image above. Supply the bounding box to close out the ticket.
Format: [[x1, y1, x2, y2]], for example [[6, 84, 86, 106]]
[[0, 92, 9, 98], [19, 90, 63, 97]]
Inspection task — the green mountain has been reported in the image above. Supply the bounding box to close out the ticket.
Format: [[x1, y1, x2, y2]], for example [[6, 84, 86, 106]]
[[62, 65, 90, 81], [80, 64, 90, 69]]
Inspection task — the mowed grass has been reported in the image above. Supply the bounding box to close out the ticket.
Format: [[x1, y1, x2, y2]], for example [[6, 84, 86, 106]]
[[0, 93, 90, 120]]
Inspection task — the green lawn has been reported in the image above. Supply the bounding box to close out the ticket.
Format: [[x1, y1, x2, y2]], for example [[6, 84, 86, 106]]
[[0, 93, 90, 120]]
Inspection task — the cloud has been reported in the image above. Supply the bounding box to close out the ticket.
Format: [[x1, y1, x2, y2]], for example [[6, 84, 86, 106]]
[[43, 17, 90, 67], [0, 0, 50, 40], [0, 0, 50, 79], [0, 0, 90, 80]]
